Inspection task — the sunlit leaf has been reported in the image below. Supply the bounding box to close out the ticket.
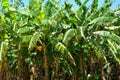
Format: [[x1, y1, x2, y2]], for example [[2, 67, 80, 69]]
[[28, 32, 41, 51], [1, 16, 6, 24], [4, 34, 9, 39], [9, 7, 16, 12], [38, 11, 45, 20], [21, 35, 32, 43], [104, 26, 120, 30], [63, 29, 76, 45], [107, 40, 120, 64], [17, 27, 35, 34], [89, 17, 111, 25], [93, 31, 120, 43], [18, 8, 31, 16], [2, 1, 9, 7], [55, 42, 76, 65], [0, 40, 9, 61]]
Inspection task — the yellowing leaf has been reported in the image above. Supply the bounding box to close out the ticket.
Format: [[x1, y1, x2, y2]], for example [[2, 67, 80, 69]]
[[1, 16, 6, 24], [38, 11, 45, 20], [35, 46, 42, 51], [4, 34, 9, 39], [2, 1, 9, 12], [34, 1, 39, 8], [2, 1, 9, 7]]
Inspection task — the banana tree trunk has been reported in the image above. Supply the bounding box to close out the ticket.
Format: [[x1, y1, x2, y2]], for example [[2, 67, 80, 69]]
[[0, 55, 9, 80], [4, 57, 9, 80], [3, 56, 9, 80], [42, 43, 49, 80], [98, 60, 106, 80], [0, 61, 2, 79], [96, 52, 106, 80], [17, 43, 22, 80], [54, 57, 59, 80], [87, 50, 94, 75], [0, 41, 9, 80], [71, 72, 77, 80], [78, 53, 83, 80]]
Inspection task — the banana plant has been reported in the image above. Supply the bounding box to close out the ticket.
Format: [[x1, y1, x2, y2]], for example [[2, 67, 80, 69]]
[[0, 0, 120, 80]]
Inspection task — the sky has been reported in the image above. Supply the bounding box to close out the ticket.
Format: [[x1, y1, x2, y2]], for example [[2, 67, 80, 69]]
[[22, 0, 120, 10], [68, 0, 120, 10]]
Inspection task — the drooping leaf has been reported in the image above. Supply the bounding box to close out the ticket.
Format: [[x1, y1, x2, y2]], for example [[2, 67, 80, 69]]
[[92, 40, 105, 58], [107, 40, 117, 54], [18, 8, 31, 16], [28, 32, 41, 51], [17, 27, 35, 34], [0, 40, 9, 61], [111, 18, 119, 24], [89, 17, 111, 25], [107, 40, 120, 64], [93, 31, 110, 36], [55, 42, 76, 65], [63, 29, 76, 45], [21, 35, 32, 43], [78, 27, 85, 39], [93, 31, 120, 43], [104, 26, 120, 30], [59, 58, 72, 74]]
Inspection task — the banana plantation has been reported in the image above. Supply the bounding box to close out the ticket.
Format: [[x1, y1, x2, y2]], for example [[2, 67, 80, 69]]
[[0, 0, 120, 80]]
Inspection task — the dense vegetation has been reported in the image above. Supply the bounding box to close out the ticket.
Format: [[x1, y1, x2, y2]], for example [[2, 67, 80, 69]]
[[0, 0, 120, 80]]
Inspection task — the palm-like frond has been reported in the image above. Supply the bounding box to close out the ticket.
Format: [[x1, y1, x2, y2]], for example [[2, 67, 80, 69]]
[[17, 27, 35, 34], [28, 32, 41, 51], [93, 31, 120, 43], [63, 29, 76, 45], [89, 17, 111, 25], [55, 42, 75, 65], [78, 27, 85, 39], [104, 26, 120, 30], [93, 31, 120, 64], [107, 40, 120, 64]]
